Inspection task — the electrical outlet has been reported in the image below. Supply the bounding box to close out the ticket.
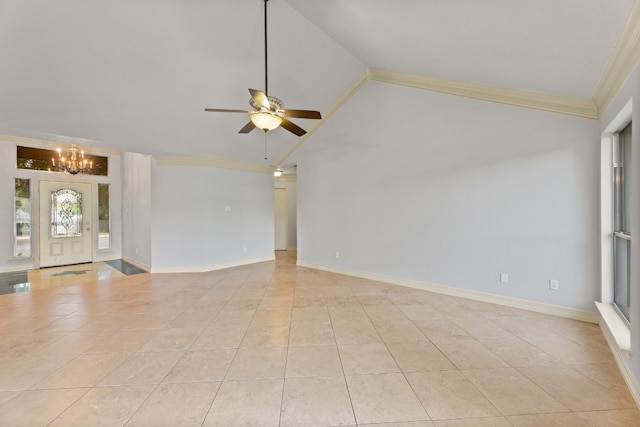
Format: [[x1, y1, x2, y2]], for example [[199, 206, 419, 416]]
[[335, 251, 340, 259], [549, 279, 559, 290], [500, 273, 509, 283]]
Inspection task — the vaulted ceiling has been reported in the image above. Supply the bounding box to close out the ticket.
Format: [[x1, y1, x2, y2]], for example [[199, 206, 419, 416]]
[[0, 0, 637, 171]]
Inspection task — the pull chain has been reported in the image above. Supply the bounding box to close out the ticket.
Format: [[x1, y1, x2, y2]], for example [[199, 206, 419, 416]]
[[264, 131, 268, 160]]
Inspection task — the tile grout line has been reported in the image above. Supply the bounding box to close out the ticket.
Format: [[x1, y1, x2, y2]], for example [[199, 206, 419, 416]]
[[378, 295, 439, 424], [326, 288, 359, 427], [276, 270, 295, 427]]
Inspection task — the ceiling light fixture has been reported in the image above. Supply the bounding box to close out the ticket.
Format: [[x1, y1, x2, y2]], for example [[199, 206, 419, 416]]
[[273, 168, 284, 177], [51, 144, 93, 175], [251, 111, 282, 131], [204, 0, 321, 137]]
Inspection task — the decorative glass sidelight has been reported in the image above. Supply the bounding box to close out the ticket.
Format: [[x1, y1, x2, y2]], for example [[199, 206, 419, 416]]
[[14, 178, 31, 257], [51, 189, 83, 238], [98, 183, 111, 250]]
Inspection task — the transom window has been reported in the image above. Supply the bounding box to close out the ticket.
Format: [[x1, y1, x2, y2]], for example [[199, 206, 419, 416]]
[[17, 145, 108, 176]]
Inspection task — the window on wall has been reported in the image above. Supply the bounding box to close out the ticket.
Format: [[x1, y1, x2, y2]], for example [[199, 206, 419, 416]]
[[98, 183, 111, 250], [14, 178, 31, 257], [613, 122, 632, 321]]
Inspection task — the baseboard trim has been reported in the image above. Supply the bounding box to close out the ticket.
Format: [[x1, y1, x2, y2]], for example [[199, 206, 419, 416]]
[[94, 253, 123, 263], [297, 260, 599, 323], [0, 263, 35, 273], [150, 256, 275, 274], [121, 256, 151, 272], [598, 314, 640, 408], [595, 302, 631, 354]]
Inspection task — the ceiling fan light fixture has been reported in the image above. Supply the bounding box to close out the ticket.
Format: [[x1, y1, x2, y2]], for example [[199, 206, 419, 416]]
[[203, 0, 320, 138], [250, 111, 282, 131]]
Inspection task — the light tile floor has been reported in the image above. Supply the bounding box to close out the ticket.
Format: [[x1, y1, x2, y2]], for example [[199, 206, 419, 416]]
[[0, 251, 639, 426]]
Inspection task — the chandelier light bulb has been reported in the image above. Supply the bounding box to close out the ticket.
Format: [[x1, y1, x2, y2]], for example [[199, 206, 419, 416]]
[[53, 144, 94, 175]]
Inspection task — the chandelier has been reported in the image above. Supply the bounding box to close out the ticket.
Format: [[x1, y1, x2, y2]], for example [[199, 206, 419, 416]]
[[52, 145, 93, 175]]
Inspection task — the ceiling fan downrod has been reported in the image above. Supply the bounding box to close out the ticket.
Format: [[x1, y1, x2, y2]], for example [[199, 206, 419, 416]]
[[264, 0, 269, 96], [203, 0, 321, 137]]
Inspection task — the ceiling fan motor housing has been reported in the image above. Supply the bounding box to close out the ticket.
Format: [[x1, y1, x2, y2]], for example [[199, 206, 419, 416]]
[[250, 96, 284, 113]]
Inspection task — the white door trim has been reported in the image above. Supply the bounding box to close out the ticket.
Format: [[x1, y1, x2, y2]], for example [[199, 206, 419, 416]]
[[39, 180, 94, 268]]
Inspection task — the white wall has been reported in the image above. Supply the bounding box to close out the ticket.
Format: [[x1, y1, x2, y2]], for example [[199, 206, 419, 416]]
[[121, 152, 152, 269], [274, 178, 298, 250], [150, 162, 275, 272], [296, 81, 600, 312], [0, 139, 122, 272]]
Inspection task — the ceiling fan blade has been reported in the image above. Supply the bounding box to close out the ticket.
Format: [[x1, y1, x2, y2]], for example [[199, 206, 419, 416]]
[[239, 121, 257, 134], [205, 108, 250, 113], [283, 109, 322, 120], [249, 88, 270, 110], [280, 118, 306, 136]]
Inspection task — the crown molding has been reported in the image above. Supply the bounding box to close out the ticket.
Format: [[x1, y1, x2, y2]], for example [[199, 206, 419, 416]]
[[274, 69, 371, 166], [370, 68, 598, 119], [593, 0, 640, 114], [154, 153, 274, 174], [274, 66, 600, 166], [274, 176, 297, 183]]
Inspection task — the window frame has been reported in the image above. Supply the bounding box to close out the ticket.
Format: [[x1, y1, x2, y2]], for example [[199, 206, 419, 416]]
[[13, 177, 32, 258], [612, 121, 632, 322], [97, 183, 111, 251]]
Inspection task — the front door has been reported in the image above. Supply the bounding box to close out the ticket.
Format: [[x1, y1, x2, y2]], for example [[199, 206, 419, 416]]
[[39, 181, 93, 268]]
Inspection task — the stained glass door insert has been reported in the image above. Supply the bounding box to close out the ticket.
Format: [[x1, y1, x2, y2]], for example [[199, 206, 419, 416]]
[[51, 189, 83, 238]]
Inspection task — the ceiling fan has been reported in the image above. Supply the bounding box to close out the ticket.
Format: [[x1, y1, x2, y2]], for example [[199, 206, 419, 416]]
[[204, 0, 321, 137]]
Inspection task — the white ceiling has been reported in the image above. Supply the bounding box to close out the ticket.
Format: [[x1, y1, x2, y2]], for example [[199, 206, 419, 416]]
[[0, 0, 635, 167]]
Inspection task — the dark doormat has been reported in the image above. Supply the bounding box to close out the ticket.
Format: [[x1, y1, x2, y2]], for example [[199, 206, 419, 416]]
[[105, 259, 147, 276]]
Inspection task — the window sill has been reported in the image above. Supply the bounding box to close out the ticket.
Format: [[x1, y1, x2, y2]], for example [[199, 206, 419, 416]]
[[595, 301, 632, 357], [9, 257, 34, 262]]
